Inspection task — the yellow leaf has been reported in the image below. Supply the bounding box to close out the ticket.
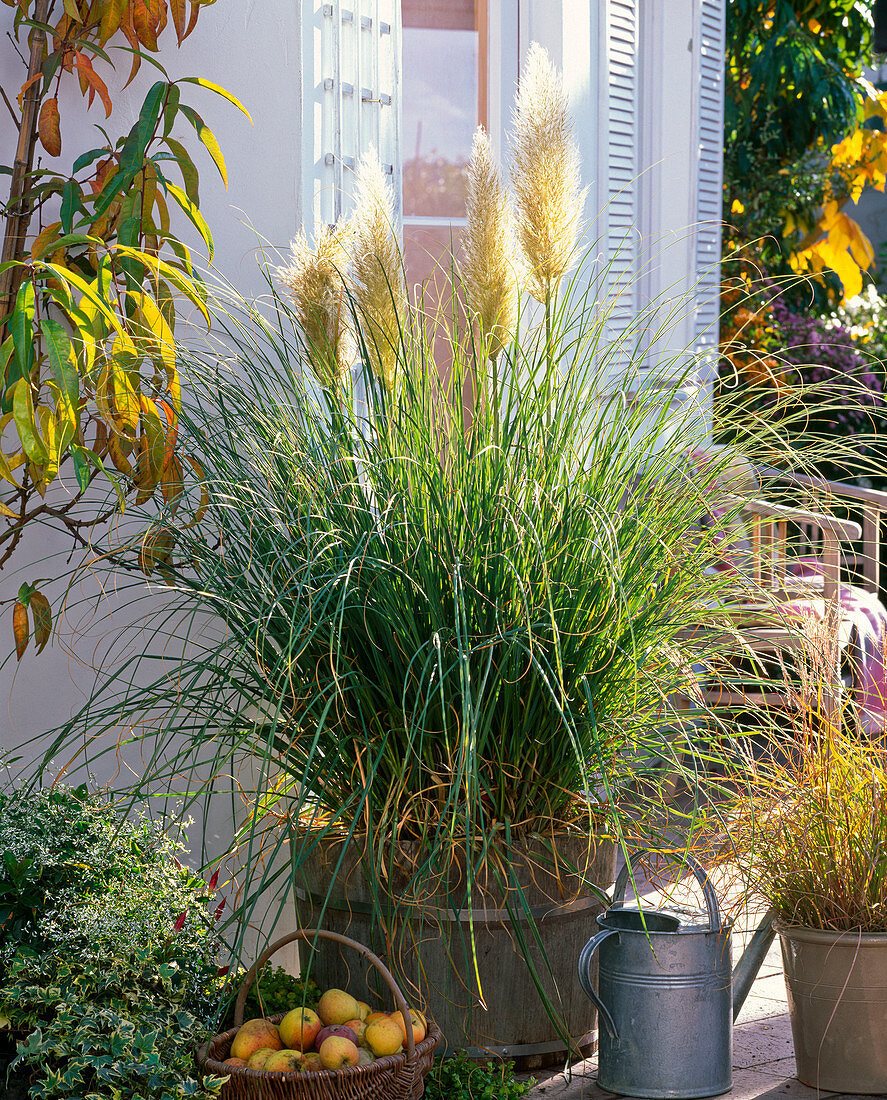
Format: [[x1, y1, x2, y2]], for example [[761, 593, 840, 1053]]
[[731, 199, 745, 214]]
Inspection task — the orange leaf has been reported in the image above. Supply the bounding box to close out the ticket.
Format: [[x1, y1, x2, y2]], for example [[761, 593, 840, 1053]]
[[121, 7, 142, 86], [38, 98, 61, 157], [13, 601, 28, 661], [31, 221, 61, 260], [184, 0, 199, 38], [169, 0, 185, 43], [107, 433, 133, 476], [74, 52, 113, 117], [17, 73, 41, 108], [139, 525, 175, 576], [160, 455, 184, 510], [99, 0, 126, 41], [181, 453, 208, 527], [132, 0, 159, 49], [29, 591, 52, 654]]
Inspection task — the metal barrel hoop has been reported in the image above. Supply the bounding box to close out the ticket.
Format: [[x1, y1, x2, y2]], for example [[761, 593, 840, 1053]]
[[233, 928, 417, 1062], [612, 849, 721, 931]]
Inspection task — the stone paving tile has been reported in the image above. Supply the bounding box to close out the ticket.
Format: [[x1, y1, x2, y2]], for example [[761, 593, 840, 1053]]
[[736, 995, 790, 1024], [728, 1067, 834, 1099], [733, 1016, 795, 1069]]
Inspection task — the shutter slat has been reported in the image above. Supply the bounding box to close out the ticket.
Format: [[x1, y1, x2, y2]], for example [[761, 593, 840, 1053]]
[[694, 0, 725, 350], [604, 0, 638, 376]]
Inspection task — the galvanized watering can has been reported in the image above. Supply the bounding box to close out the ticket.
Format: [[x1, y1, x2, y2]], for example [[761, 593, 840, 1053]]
[[578, 850, 776, 1099]]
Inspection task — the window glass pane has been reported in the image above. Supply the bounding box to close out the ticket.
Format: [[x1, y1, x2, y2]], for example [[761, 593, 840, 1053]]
[[402, 2, 480, 221]]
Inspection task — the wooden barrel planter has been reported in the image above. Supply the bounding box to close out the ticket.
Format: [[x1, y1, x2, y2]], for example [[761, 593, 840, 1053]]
[[294, 834, 615, 1070]]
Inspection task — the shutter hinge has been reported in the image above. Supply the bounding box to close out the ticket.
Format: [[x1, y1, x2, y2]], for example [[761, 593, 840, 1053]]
[[361, 89, 392, 105]]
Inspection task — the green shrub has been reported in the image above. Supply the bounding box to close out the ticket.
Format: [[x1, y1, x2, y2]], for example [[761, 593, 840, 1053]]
[[423, 1053, 534, 1100], [222, 964, 320, 1028], [0, 785, 227, 1099]]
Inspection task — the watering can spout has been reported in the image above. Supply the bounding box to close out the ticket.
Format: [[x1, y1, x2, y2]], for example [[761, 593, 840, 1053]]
[[731, 908, 777, 1021]]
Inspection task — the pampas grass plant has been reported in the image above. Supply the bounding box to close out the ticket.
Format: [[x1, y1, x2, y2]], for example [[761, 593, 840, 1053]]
[[23, 42, 814, 1045], [460, 127, 519, 362], [347, 151, 406, 393], [510, 42, 584, 306], [278, 223, 351, 390]]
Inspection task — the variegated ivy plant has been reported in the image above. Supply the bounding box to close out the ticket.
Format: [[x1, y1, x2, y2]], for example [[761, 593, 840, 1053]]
[[0, 0, 248, 658]]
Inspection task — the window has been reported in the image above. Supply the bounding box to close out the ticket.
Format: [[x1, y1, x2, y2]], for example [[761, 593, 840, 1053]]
[[401, 0, 486, 291]]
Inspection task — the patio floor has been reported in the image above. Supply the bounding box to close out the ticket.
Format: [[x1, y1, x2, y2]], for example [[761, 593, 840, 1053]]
[[518, 873, 879, 1100]]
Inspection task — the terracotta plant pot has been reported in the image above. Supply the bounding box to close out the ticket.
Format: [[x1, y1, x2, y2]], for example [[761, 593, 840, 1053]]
[[777, 921, 887, 1093]]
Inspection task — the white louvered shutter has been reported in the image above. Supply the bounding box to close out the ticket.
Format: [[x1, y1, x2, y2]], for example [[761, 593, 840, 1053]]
[[693, 0, 725, 357], [302, 0, 401, 230], [603, 0, 638, 377]]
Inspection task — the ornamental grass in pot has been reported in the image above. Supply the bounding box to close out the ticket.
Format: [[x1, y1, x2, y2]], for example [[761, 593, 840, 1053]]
[[32, 46, 770, 1066], [724, 611, 887, 1093]]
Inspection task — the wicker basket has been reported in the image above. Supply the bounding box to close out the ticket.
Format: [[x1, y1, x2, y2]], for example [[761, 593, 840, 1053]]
[[197, 928, 441, 1100]]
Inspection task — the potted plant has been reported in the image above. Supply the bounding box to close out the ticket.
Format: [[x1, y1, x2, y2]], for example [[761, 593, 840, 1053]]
[[723, 609, 887, 1093], [34, 46, 753, 1066]]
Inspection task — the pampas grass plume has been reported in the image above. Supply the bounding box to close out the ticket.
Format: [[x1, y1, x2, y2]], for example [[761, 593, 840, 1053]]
[[279, 223, 351, 390], [348, 151, 406, 392], [511, 42, 584, 304], [461, 127, 518, 360]]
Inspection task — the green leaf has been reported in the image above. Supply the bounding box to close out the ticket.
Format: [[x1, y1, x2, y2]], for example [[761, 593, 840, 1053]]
[[73, 148, 107, 174], [10, 280, 35, 386], [162, 83, 180, 138], [177, 105, 226, 188], [161, 138, 200, 204], [164, 181, 214, 263], [60, 180, 83, 235], [71, 445, 92, 492], [135, 81, 168, 156], [42, 265, 124, 336], [17, 582, 34, 607], [41, 318, 80, 434], [12, 378, 48, 466], [177, 77, 253, 122]]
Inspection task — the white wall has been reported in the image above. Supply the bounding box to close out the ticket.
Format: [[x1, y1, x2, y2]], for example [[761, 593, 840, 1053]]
[[0, 1, 308, 762]]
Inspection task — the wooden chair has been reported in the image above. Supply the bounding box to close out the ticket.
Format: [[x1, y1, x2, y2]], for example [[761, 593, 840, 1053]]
[[696, 463, 887, 732]]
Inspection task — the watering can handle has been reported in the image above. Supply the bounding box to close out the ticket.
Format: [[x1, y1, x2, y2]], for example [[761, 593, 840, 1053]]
[[612, 849, 721, 932], [577, 928, 619, 1039]]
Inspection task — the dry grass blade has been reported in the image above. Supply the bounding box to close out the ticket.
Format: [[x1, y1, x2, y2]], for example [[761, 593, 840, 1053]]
[[510, 42, 584, 304]]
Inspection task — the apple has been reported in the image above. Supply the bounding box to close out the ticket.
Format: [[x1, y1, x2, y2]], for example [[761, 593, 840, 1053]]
[[390, 1009, 427, 1044], [263, 1049, 306, 1073], [364, 1011, 389, 1025], [357, 1047, 376, 1067], [301, 1052, 323, 1072], [365, 1017, 404, 1057], [317, 988, 361, 1025], [355, 1001, 372, 1021], [222, 1057, 248, 1067], [316, 1023, 357, 1048], [318, 1035, 360, 1070], [246, 1047, 278, 1070], [279, 1007, 322, 1052], [230, 1019, 283, 1061], [343, 1018, 367, 1045]]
